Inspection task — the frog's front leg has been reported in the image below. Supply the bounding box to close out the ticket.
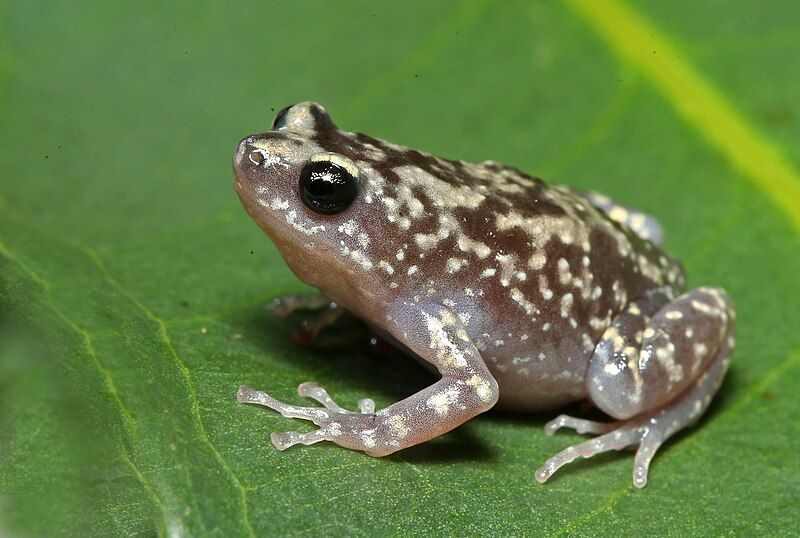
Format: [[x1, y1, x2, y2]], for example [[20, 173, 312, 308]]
[[237, 302, 499, 456], [268, 293, 344, 346], [537, 287, 734, 487]]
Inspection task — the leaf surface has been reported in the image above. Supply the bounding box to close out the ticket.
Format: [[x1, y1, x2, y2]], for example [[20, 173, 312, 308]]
[[1, 1, 798, 535]]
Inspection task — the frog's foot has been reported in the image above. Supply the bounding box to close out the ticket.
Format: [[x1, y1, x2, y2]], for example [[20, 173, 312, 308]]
[[236, 383, 387, 455], [543, 414, 616, 436], [537, 351, 724, 489], [575, 189, 665, 246], [268, 293, 330, 317], [537, 287, 734, 487], [291, 304, 344, 346], [268, 294, 344, 346], [238, 304, 501, 458], [536, 414, 664, 488]]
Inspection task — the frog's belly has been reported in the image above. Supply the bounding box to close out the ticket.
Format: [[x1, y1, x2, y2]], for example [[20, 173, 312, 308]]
[[372, 325, 590, 413], [491, 367, 587, 412]]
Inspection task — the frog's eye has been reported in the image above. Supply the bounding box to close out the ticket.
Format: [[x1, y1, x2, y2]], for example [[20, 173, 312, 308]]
[[272, 105, 292, 130], [299, 155, 359, 215]]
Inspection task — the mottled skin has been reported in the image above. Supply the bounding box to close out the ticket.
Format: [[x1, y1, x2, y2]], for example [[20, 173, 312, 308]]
[[233, 102, 735, 487]]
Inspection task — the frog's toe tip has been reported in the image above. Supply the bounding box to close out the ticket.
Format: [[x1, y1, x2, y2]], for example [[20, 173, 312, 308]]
[[358, 398, 376, 413], [543, 414, 567, 435], [236, 385, 256, 403], [267, 297, 295, 316], [271, 431, 293, 450], [534, 466, 551, 484], [632, 463, 649, 488], [297, 381, 320, 396]]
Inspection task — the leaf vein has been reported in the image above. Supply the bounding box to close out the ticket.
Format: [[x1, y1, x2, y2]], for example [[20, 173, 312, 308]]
[[82, 246, 256, 538], [0, 237, 169, 536]]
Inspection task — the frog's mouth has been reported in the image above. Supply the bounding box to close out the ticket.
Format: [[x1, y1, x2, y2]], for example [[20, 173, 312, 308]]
[[234, 173, 307, 244], [233, 166, 336, 277], [233, 172, 382, 315]]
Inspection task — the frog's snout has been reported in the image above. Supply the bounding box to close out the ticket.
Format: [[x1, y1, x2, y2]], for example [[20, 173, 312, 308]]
[[232, 136, 253, 181]]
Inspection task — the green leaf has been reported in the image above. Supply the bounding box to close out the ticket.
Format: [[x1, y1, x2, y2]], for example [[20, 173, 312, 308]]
[[1, 1, 799, 535]]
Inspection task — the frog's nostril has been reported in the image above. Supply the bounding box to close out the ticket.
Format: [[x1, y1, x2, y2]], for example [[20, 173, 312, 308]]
[[248, 150, 265, 166]]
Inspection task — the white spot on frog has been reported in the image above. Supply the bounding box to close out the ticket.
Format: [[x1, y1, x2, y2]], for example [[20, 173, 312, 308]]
[[327, 422, 342, 437], [496, 252, 518, 287], [378, 260, 395, 274], [285, 210, 326, 235], [360, 429, 377, 449], [338, 219, 358, 236], [510, 287, 538, 317], [387, 415, 410, 438], [446, 257, 468, 273], [655, 342, 683, 383], [426, 386, 461, 416], [424, 311, 467, 368], [465, 375, 494, 402], [560, 293, 574, 318], [269, 197, 290, 211], [528, 250, 547, 270], [557, 258, 572, 285], [248, 147, 290, 170]]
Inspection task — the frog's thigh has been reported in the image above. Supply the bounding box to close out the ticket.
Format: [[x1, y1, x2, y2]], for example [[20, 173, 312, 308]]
[[577, 190, 664, 246], [537, 287, 734, 487], [587, 286, 734, 419]]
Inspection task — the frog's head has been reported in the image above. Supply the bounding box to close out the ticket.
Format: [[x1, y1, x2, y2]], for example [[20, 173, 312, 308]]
[[233, 102, 388, 306]]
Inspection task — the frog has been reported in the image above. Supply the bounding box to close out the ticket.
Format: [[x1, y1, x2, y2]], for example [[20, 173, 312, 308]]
[[232, 102, 735, 487]]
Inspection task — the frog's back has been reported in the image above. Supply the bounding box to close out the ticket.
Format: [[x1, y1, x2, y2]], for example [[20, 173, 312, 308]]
[[318, 129, 683, 305], [313, 129, 683, 408]]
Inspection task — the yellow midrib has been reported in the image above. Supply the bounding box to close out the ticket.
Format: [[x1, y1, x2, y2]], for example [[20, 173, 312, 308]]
[[567, 0, 800, 233]]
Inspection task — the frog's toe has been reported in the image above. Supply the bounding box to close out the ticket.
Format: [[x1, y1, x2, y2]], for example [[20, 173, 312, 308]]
[[544, 414, 616, 436], [536, 416, 669, 488], [535, 426, 645, 485], [236, 384, 332, 425], [292, 303, 345, 346], [297, 381, 350, 413], [270, 428, 333, 451], [297, 381, 376, 414], [266, 294, 344, 346], [358, 398, 375, 413], [632, 436, 664, 488]]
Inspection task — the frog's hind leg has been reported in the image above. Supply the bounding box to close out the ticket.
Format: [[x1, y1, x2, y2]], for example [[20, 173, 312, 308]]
[[536, 287, 734, 487], [576, 190, 664, 246]]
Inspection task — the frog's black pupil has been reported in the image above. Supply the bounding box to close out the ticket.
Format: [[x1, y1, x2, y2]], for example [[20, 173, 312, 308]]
[[299, 160, 358, 215], [272, 105, 293, 130]]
